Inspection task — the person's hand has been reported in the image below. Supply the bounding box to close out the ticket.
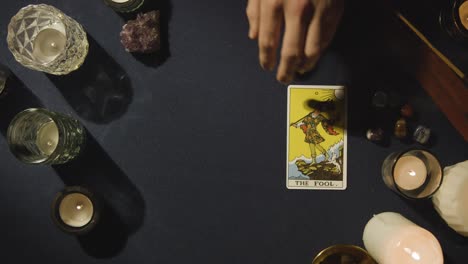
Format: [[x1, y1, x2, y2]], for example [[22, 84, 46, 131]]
[[246, 0, 344, 84]]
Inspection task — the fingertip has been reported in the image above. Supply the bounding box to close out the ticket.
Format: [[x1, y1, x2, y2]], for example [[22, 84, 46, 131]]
[[277, 73, 293, 84]]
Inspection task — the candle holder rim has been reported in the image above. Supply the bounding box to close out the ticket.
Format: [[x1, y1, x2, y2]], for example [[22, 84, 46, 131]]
[[450, 0, 468, 34], [391, 148, 444, 200], [51, 186, 100, 235], [312, 244, 376, 264], [103, 0, 145, 13]]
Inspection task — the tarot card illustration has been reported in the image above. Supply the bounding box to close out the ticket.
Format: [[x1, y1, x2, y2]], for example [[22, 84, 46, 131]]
[[286, 85, 347, 190]]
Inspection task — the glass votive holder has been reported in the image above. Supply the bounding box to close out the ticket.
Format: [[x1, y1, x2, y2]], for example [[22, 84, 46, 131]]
[[313, 245, 376, 264], [439, 0, 468, 42], [103, 0, 145, 13], [363, 212, 443, 264], [381, 149, 443, 199], [0, 64, 10, 96], [7, 4, 89, 75], [7, 108, 86, 165], [51, 186, 100, 235]]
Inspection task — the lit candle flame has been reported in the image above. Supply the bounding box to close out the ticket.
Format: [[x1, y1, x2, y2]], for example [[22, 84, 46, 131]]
[[76, 203, 83, 210]]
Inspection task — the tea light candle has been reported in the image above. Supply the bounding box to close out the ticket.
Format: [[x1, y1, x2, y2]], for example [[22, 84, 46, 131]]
[[459, 1, 468, 30], [52, 186, 99, 234], [32, 27, 66, 63], [394, 156, 427, 190], [59, 192, 94, 227], [363, 212, 443, 264], [36, 121, 59, 155], [433, 160, 468, 236]]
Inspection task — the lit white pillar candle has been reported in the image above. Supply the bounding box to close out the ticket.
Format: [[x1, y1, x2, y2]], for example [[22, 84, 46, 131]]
[[36, 121, 59, 155], [363, 212, 443, 264], [32, 26, 66, 63], [394, 156, 427, 190], [433, 160, 468, 236], [59, 192, 94, 228]]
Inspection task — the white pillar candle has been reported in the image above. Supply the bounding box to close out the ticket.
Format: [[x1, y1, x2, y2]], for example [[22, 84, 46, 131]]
[[432, 160, 468, 236], [36, 121, 59, 155], [32, 27, 66, 63], [363, 212, 443, 264], [111, 0, 131, 3], [59, 193, 94, 228], [394, 156, 427, 190]]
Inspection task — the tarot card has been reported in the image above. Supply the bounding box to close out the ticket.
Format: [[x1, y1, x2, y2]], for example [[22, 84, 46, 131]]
[[286, 85, 347, 190]]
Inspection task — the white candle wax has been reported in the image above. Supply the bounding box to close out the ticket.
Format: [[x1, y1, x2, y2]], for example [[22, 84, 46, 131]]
[[36, 121, 59, 155], [394, 156, 427, 190], [363, 212, 443, 264], [433, 160, 468, 236], [59, 193, 94, 228], [112, 0, 131, 3], [32, 27, 66, 63]]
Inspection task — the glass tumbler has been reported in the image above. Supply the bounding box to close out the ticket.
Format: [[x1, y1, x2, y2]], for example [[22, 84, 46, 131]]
[[0, 64, 10, 95], [7, 4, 89, 75], [382, 149, 443, 199], [7, 108, 86, 165]]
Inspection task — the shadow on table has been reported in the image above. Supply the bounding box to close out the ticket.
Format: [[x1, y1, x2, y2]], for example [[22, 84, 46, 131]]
[[0, 74, 43, 136], [47, 35, 132, 124], [403, 198, 468, 245], [53, 132, 145, 258], [119, 0, 172, 67], [330, 1, 436, 143]]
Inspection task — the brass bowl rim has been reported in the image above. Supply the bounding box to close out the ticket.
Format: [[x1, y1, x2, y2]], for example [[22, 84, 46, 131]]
[[312, 244, 376, 264]]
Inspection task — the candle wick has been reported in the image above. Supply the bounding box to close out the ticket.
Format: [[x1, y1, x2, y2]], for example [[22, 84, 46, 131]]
[[76, 204, 83, 210], [408, 170, 416, 177]]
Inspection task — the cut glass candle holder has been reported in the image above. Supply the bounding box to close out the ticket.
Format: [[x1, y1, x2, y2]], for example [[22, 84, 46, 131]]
[[7, 108, 86, 165], [7, 4, 88, 75]]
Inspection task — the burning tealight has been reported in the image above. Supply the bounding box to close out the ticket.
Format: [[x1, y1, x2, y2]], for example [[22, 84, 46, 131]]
[[59, 193, 94, 227], [32, 27, 67, 64], [393, 156, 427, 191], [52, 186, 99, 234], [381, 149, 442, 199], [363, 212, 443, 264]]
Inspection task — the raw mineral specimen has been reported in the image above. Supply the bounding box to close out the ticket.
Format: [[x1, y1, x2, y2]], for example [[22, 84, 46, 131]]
[[394, 118, 407, 139], [413, 125, 431, 144], [371, 91, 388, 108], [400, 103, 414, 118], [366, 128, 384, 141], [120, 10, 161, 53]]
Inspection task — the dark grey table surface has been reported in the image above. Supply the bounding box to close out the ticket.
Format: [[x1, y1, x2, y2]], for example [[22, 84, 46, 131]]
[[0, 0, 467, 263]]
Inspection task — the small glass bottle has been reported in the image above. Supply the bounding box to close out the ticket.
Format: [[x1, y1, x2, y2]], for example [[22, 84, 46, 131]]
[[103, 0, 145, 13], [7, 108, 86, 165], [7, 4, 89, 75]]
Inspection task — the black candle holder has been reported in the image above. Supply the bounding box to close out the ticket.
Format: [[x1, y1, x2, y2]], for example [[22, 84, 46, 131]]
[[51, 186, 101, 235]]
